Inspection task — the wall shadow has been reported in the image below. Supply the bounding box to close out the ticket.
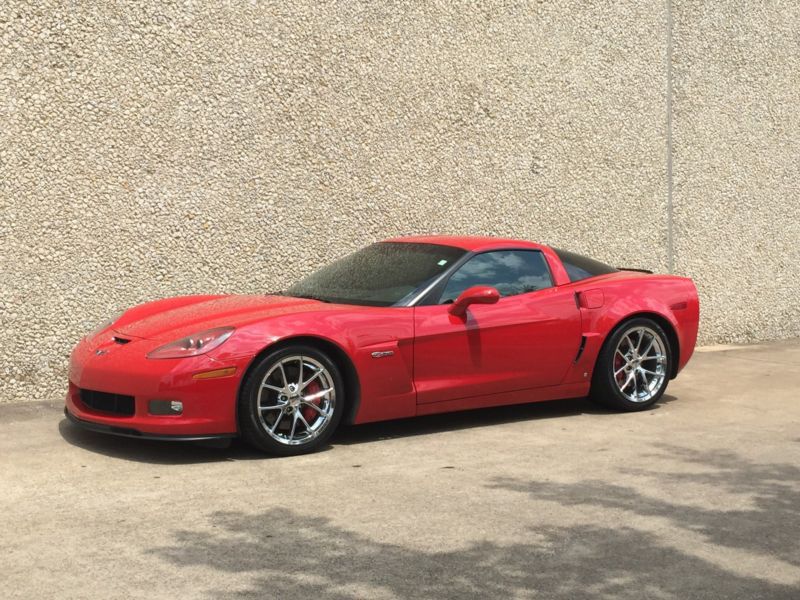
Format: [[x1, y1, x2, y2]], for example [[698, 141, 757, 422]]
[[492, 443, 800, 569], [151, 503, 796, 599]]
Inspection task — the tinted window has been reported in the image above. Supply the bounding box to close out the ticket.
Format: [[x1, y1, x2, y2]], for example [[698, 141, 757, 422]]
[[439, 250, 552, 303], [285, 242, 465, 306], [554, 248, 618, 282]]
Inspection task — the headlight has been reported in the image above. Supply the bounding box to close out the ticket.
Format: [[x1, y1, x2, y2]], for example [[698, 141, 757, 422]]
[[87, 311, 124, 338], [146, 327, 235, 360]]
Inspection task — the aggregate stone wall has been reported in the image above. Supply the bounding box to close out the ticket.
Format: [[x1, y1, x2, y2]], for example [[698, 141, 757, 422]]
[[672, 0, 800, 343], [1, 1, 798, 403]]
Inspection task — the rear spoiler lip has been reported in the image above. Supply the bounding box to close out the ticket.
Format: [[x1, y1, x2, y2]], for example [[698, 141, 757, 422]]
[[616, 267, 654, 274]]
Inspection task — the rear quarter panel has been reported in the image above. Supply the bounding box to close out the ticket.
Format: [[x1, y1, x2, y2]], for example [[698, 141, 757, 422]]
[[561, 273, 699, 384]]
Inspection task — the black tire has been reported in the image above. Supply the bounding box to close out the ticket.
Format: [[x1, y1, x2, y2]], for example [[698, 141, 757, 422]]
[[238, 344, 345, 456], [589, 317, 672, 411]]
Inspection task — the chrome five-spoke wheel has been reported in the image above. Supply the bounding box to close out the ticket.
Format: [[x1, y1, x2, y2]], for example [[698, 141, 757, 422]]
[[590, 317, 672, 411], [257, 355, 336, 446], [239, 345, 345, 455], [613, 326, 668, 403]]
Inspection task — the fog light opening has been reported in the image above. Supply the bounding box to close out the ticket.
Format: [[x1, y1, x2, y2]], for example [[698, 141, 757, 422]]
[[149, 400, 183, 415]]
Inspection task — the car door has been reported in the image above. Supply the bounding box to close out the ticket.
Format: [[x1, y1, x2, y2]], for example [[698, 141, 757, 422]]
[[413, 249, 582, 404]]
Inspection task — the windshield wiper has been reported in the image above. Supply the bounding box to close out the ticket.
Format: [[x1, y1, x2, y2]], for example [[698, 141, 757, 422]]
[[288, 293, 330, 303]]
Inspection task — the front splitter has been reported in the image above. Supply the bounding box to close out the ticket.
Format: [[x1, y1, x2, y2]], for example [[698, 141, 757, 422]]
[[64, 407, 237, 442]]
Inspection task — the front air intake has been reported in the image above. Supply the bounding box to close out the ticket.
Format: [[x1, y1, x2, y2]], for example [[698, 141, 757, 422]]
[[79, 389, 135, 416]]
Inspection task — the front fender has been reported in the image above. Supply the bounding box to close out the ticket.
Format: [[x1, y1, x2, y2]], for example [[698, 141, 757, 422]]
[[210, 307, 418, 424]]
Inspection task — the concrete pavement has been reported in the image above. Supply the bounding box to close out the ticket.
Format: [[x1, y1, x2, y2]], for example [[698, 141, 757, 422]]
[[1, 339, 799, 599]]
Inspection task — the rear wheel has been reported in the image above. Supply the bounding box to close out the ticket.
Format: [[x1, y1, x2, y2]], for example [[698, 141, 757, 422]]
[[590, 318, 672, 411], [239, 345, 344, 456]]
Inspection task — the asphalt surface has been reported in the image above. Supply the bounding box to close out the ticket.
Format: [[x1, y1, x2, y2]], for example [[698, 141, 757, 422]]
[[2, 339, 799, 599]]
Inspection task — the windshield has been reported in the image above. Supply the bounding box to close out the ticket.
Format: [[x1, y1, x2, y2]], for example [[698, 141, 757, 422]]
[[284, 242, 466, 306]]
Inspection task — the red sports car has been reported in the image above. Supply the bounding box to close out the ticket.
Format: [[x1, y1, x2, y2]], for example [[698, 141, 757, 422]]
[[65, 235, 699, 455]]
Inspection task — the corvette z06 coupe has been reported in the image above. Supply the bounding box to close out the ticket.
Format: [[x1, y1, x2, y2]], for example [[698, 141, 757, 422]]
[[66, 236, 699, 456]]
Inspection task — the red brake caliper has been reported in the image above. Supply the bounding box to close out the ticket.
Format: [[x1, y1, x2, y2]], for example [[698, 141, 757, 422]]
[[302, 379, 321, 424], [614, 353, 625, 384]]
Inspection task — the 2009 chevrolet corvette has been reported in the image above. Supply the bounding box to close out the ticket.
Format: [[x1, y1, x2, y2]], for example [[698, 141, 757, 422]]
[[65, 235, 699, 455]]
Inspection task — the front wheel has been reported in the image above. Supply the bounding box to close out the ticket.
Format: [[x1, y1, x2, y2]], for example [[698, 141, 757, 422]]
[[590, 318, 672, 411], [238, 345, 345, 456]]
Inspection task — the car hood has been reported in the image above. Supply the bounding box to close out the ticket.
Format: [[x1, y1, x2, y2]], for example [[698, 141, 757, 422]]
[[112, 294, 338, 341]]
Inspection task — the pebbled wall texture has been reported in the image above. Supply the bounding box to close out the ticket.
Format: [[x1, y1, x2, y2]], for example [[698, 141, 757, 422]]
[[1, 1, 798, 403]]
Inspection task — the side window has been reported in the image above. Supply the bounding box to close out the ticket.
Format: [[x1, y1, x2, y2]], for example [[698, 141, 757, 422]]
[[553, 248, 618, 282], [439, 250, 553, 304]]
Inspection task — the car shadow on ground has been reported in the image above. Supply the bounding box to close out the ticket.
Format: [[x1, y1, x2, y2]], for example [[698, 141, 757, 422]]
[[57, 419, 264, 465], [58, 394, 678, 465], [333, 393, 677, 446], [147, 443, 799, 599]]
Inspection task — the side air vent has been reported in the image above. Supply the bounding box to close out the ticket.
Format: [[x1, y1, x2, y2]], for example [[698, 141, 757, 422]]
[[574, 336, 587, 363], [113, 336, 131, 344]]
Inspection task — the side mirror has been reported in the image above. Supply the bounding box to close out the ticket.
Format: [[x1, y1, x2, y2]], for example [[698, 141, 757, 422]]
[[448, 286, 500, 317]]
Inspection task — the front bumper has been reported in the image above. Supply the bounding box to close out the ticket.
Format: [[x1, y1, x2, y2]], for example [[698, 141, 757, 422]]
[[65, 331, 248, 438]]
